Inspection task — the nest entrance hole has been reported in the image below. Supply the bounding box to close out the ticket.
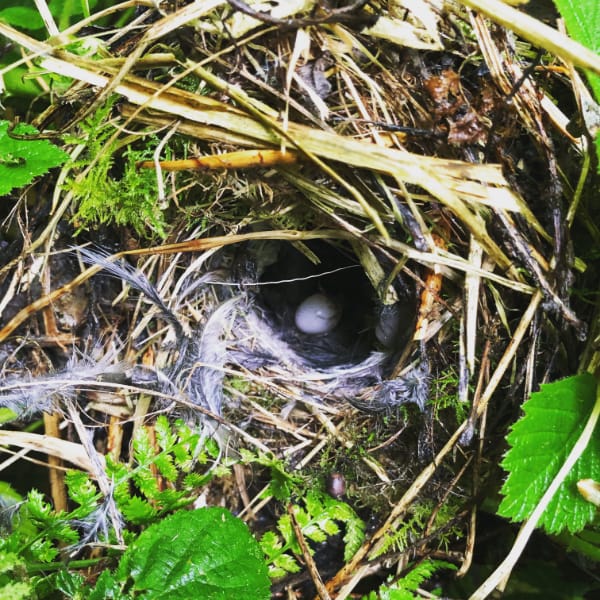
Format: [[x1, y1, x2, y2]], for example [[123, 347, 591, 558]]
[[253, 240, 415, 369]]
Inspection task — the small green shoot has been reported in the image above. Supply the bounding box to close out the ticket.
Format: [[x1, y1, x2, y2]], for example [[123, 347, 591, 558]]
[[360, 559, 457, 600], [260, 490, 365, 578]]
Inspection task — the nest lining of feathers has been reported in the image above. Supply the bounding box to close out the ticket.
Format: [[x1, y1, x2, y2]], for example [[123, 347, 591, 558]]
[[0, 237, 427, 426]]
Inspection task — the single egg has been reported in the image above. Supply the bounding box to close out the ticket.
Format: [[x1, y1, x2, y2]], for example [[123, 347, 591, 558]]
[[294, 293, 341, 334]]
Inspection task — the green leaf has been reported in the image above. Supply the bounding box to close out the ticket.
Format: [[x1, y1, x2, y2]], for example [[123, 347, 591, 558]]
[[120, 496, 157, 525], [0, 551, 24, 574], [0, 582, 31, 600], [0, 408, 18, 425], [155, 415, 177, 451], [86, 569, 127, 600], [0, 121, 69, 195], [498, 373, 600, 534], [0, 481, 22, 507], [269, 552, 301, 578], [552, 0, 600, 105], [65, 471, 99, 514], [553, 0, 600, 53], [552, 1, 600, 171], [361, 560, 456, 600], [53, 570, 86, 598], [117, 507, 270, 599], [0, 7, 44, 30]]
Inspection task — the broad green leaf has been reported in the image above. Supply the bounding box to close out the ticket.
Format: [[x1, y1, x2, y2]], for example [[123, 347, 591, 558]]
[[0, 121, 69, 196], [498, 373, 600, 534], [117, 507, 270, 599], [0, 7, 44, 30]]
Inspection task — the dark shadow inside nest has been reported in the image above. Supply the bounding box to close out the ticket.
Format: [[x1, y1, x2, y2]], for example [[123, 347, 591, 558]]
[[248, 240, 416, 370]]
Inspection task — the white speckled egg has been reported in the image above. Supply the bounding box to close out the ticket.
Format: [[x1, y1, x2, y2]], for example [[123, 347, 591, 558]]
[[294, 293, 341, 334]]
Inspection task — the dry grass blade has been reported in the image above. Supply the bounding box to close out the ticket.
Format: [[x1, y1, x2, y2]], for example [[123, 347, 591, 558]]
[[0, 20, 530, 269], [457, 0, 600, 75], [0, 430, 99, 472]]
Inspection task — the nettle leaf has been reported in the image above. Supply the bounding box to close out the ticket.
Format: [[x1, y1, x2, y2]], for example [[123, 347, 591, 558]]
[[498, 373, 600, 534], [0, 121, 69, 195], [117, 507, 270, 600]]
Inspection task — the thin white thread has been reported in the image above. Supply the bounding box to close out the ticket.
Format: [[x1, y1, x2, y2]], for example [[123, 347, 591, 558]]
[[206, 264, 360, 287]]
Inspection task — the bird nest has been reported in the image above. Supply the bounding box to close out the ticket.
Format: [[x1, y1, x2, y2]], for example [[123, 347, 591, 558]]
[[0, 0, 598, 597]]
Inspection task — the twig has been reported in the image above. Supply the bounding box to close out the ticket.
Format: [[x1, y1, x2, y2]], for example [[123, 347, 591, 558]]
[[288, 502, 331, 600]]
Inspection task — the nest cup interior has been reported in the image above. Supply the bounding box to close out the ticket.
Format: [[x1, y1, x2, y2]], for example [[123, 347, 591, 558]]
[[253, 240, 414, 368]]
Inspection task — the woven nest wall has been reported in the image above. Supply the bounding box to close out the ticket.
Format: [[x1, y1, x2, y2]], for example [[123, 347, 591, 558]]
[[0, 1, 599, 597]]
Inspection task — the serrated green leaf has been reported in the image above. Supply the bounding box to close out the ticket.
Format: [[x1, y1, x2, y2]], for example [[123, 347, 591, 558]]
[[498, 373, 600, 534], [361, 560, 456, 600], [183, 472, 212, 488], [132, 466, 160, 499], [153, 488, 192, 512], [117, 507, 270, 599], [277, 513, 295, 546], [259, 531, 282, 554], [271, 552, 301, 575], [303, 524, 327, 543], [343, 511, 366, 561], [29, 537, 60, 563], [53, 570, 86, 598], [0, 121, 69, 195]]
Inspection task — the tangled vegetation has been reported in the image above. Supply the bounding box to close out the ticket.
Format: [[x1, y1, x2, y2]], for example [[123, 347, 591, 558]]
[[0, 1, 599, 598]]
